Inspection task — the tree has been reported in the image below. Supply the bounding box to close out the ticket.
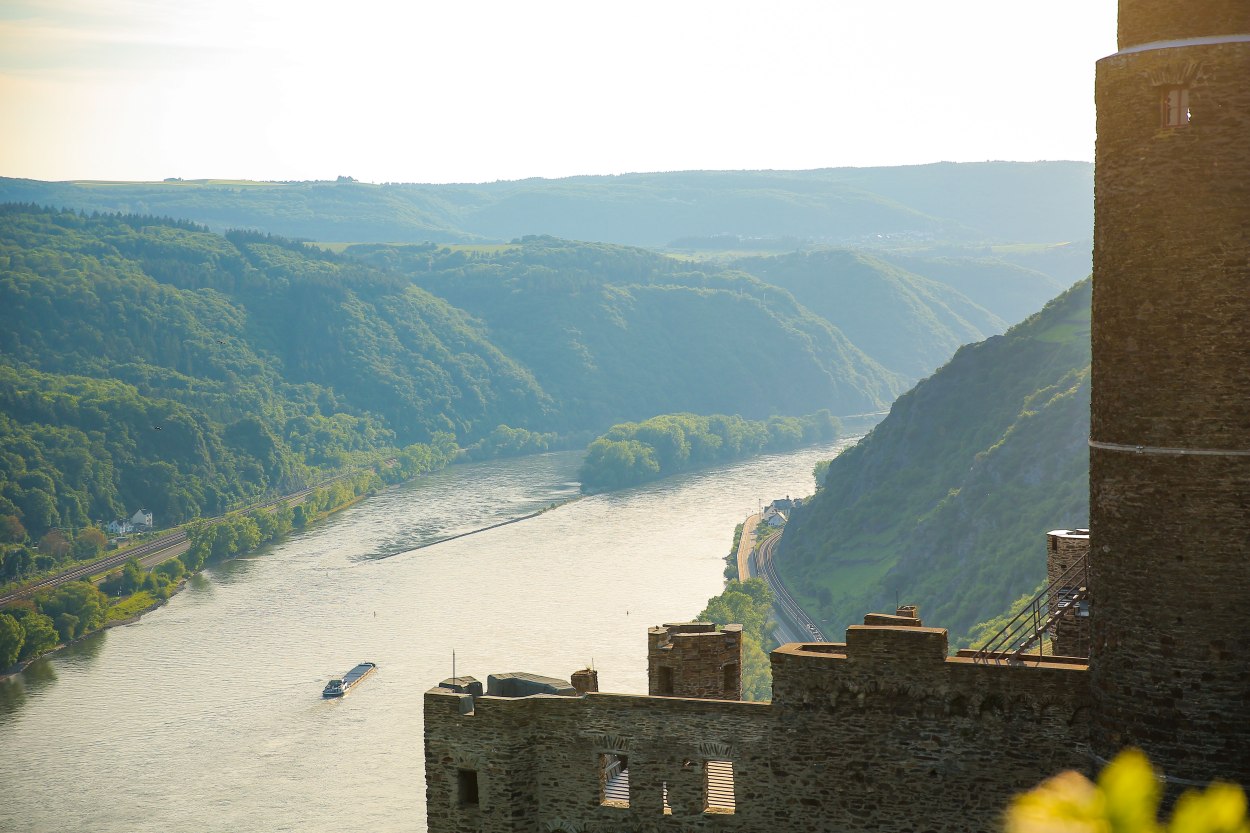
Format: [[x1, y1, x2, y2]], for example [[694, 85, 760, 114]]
[[1, 548, 32, 581], [37, 530, 70, 561], [72, 527, 107, 561], [0, 515, 26, 544], [16, 612, 57, 660], [53, 612, 79, 643], [36, 582, 107, 640], [0, 612, 24, 668]]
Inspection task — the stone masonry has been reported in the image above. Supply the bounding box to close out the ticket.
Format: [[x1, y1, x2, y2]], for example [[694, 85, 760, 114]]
[[647, 623, 742, 701], [425, 621, 1090, 833]]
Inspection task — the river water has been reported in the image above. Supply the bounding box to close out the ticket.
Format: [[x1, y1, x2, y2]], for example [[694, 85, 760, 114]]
[[0, 441, 852, 833]]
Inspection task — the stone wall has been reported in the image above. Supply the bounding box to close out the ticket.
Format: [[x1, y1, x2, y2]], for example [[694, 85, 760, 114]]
[[647, 623, 742, 700], [1046, 530, 1089, 658], [426, 624, 1090, 833], [1117, 0, 1250, 49], [1091, 30, 1250, 787]]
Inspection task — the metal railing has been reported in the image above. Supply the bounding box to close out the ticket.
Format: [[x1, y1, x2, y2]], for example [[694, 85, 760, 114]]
[[970, 553, 1088, 665]]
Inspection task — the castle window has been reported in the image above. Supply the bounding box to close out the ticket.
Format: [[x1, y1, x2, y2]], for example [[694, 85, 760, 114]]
[[704, 759, 735, 813], [1162, 86, 1190, 127], [457, 769, 479, 807], [722, 662, 738, 695], [657, 665, 673, 695], [600, 753, 630, 807]]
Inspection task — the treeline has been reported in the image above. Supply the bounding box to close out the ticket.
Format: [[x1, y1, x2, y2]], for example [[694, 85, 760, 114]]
[[579, 411, 840, 493], [0, 582, 110, 669], [698, 578, 774, 701], [460, 424, 563, 462]]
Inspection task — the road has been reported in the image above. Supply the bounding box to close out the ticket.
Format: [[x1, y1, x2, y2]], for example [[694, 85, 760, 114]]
[[0, 474, 351, 607], [0, 530, 189, 606], [751, 529, 828, 643], [734, 513, 761, 581]]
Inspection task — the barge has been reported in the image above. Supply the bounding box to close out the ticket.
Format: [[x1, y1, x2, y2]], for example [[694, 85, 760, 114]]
[[322, 662, 376, 698]]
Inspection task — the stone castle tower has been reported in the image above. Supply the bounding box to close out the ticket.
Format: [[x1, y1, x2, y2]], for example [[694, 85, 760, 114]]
[[1090, 0, 1250, 787], [647, 622, 742, 700]]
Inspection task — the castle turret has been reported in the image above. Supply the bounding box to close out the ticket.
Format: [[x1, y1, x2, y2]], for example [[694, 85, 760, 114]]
[[1090, 0, 1250, 787], [647, 622, 742, 700]]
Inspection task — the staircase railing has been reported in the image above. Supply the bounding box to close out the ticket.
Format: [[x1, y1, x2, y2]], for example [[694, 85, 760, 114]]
[[970, 553, 1088, 665]]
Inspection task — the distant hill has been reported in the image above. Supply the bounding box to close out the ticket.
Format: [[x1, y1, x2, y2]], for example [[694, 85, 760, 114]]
[[730, 250, 1007, 381], [0, 208, 912, 539], [0, 161, 1093, 247], [343, 237, 905, 427], [775, 278, 1091, 642]]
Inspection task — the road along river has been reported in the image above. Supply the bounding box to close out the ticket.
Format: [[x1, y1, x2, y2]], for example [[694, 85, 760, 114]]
[[0, 439, 854, 833]]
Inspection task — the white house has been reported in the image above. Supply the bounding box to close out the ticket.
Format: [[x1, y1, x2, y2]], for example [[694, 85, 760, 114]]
[[107, 519, 133, 535], [129, 509, 154, 531]]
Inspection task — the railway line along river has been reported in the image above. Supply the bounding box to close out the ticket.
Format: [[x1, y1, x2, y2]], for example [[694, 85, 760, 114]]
[[0, 439, 854, 833]]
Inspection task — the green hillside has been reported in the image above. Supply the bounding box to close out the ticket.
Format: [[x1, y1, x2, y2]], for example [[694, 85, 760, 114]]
[[0, 206, 544, 535], [775, 278, 1092, 641], [0, 207, 910, 542], [731, 249, 1006, 381], [0, 161, 1093, 247], [345, 237, 905, 427]]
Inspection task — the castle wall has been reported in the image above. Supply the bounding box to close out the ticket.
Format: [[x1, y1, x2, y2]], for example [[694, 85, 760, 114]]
[[1047, 530, 1089, 657], [1117, 0, 1250, 49], [1091, 21, 1250, 786], [426, 626, 1090, 833], [647, 623, 742, 700]]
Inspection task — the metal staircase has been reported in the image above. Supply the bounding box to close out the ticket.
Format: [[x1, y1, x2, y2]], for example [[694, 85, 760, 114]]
[[970, 553, 1088, 665]]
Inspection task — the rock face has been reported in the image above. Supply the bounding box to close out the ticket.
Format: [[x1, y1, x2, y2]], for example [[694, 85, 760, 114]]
[[424, 623, 1090, 833], [1089, 0, 1250, 788]]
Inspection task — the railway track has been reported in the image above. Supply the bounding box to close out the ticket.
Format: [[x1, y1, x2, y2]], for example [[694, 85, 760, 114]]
[[0, 470, 359, 607], [751, 530, 828, 642]]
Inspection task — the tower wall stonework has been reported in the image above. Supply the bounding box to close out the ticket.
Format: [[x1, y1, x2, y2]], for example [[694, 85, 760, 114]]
[[1091, 3, 1250, 786], [647, 622, 742, 700], [425, 627, 1090, 833], [1047, 530, 1090, 658]]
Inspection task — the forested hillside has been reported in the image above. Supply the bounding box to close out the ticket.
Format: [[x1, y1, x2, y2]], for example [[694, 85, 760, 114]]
[[0, 206, 531, 537], [776, 279, 1092, 642], [0, 161, 1093, 247], [0, 207, 913, 542], [731, 250, 1005, 381], [345, 237, 904, 426]]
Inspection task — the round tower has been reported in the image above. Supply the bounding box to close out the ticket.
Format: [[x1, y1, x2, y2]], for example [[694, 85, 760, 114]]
[[1090, 0, 1250, 786]]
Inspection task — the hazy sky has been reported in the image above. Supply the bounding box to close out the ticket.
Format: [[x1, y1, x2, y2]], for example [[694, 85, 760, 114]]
[[0, 0, 1118, 184]]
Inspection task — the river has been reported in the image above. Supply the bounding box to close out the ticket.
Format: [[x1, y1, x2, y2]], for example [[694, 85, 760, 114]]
[[0, 440, 853, 833]]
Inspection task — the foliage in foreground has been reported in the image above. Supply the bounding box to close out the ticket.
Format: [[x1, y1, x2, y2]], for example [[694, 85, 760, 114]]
[[1006, 749, 1248, 833], [698, 578, 775, 701]]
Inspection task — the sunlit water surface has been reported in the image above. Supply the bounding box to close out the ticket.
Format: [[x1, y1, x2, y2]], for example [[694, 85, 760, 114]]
[[0, 442, 852, 833]]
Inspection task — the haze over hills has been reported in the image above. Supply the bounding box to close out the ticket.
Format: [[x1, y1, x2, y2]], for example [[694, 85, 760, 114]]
[[1, 207, 929, 540], [776, 278, 1092, 642], [0, 161, 1093, 248]]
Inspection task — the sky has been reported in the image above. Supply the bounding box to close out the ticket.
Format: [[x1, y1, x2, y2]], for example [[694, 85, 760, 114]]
[[0, 0, 1119, 185]]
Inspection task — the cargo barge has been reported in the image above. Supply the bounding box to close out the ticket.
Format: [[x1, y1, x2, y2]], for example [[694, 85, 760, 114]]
[[322, 662, 376, 698]]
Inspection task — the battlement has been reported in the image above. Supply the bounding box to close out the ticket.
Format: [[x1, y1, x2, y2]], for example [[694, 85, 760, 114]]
[[426, 619, 1090, 833], [648, 621, 743, 700]]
